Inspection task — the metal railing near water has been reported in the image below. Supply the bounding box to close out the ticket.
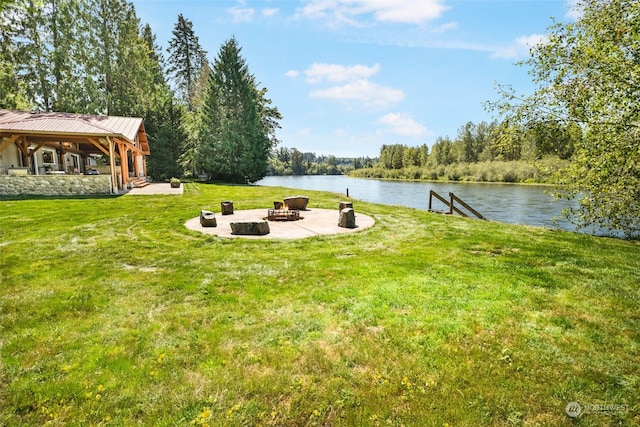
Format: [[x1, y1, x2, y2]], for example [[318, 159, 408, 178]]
[[428, 190, 486, 220]]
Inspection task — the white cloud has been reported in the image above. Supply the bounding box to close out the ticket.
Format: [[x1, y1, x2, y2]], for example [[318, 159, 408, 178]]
[[431, 21, 458, 34], [297, 0, 338, 20], [262, 8, 279, 17], [310, 79, 405, 109], [298, 127, 311, 136], [304, 62, 403, 110], [297, 0, 448, 26], [305, 63, 380, 83], [491, 33, 546, 59], [227, 6, 254, 23], [285, 70, 300, 78], [377, 113, 430, 138], [367, 0, 448, 24]]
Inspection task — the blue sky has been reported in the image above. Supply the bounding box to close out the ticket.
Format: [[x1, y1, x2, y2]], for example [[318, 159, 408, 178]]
[[132, 0, 577, 158]]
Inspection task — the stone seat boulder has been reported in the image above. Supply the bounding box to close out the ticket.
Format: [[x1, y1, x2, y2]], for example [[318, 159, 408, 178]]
[[230, 221, 270, 236], [200, 210, 217, 227], [221, 201, 234, 215], [284, 195, 309, 210], [338, 208, 356, 228]]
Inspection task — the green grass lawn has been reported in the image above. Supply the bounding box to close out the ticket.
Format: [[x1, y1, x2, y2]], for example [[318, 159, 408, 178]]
[[1, 183, 639, 426]]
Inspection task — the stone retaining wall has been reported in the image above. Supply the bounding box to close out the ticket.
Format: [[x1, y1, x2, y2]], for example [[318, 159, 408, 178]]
[[0, 175, 113, 196]]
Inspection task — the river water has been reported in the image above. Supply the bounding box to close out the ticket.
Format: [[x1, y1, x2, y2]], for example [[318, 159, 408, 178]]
[[257, 175, 577, 231]]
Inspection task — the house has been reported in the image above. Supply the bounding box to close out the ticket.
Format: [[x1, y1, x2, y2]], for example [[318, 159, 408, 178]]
[[0, 109, 150, 195]]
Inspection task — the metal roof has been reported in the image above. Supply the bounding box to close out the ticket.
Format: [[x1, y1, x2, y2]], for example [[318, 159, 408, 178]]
[[0, 109, 145, 145]]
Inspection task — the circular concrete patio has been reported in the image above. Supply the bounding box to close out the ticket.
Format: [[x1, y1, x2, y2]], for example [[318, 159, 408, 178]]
[[185, 208, 375, 239]]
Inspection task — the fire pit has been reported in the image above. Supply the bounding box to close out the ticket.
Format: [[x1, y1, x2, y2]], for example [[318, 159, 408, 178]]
[[267, 208, 301, 221]]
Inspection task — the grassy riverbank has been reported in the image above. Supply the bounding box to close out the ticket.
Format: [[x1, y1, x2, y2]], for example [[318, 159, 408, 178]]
[[1, 183, 639, 425]]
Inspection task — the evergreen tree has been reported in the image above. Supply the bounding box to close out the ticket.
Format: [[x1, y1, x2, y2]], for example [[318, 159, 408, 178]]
[[20, 0, 54, 110], [49, 0, 85, 112], [166, 14, 207, 111], [116, 7, 155, 115], [81, 0, 157, 116], [146, 98, 187, 180], [179, 63, 211, 177], [0, 2, 29, 109], [140, 22, 187, 180], [196, 37, 281, 183], [0, 0, 80, 111], [1, 0, 54, 111], [141, 23, 166, 88]]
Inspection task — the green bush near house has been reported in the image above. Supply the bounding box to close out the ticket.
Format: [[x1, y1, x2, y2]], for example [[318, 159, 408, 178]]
[[1, 183, 638, 425]]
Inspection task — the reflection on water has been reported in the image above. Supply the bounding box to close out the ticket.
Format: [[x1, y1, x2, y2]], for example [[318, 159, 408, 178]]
[[257, 175, 577, 231]]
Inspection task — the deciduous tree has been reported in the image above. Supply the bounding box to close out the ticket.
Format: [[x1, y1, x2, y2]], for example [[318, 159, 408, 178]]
[[490, 0, 639, 237]]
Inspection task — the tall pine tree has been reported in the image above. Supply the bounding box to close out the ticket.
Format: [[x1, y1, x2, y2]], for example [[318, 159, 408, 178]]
[[195, 37, 281, 183], [0, 2, 29, 109], [83, 0, 157, 116], [49, 0, 85, 112], [0, 0, 80, 111], [166, 14, 207, 111], [20, 0, 54, 111], [141, 23, 187, 180]]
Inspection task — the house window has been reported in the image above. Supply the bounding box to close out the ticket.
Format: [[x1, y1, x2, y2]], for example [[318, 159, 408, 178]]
[[42, 150, 54, 164]]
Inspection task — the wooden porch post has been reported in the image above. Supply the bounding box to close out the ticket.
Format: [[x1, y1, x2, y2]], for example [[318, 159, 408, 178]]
[[59, 148, 67, 172], [107, 137, 118, 193], [18, 137, 31, 169], [118, 142, 129, 187]]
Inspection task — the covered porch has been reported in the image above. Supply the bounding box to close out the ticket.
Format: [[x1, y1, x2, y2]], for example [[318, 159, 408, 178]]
[[0, 109, 150, 194]]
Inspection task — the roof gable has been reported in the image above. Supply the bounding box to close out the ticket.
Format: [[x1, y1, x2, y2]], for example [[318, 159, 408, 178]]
[[0, 110, 144, 144]]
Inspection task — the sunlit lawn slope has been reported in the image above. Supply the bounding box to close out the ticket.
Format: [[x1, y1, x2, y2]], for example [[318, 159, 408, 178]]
[[1, 183, 639, 426]]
